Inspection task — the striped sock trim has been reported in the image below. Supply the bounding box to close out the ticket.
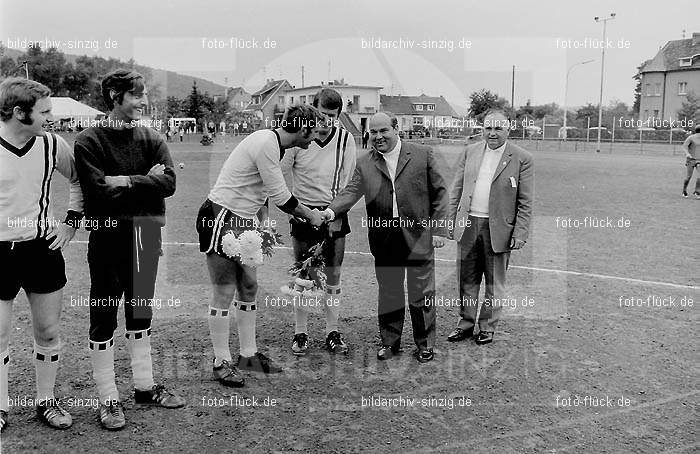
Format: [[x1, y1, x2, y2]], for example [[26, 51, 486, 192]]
[[33, 344, 60, 363], [89, 338, 114, 351], [209, 307, 230, 317], [326, 286, 341, 295], [125, 328, 152, 340], [234, 300, 257, 312]]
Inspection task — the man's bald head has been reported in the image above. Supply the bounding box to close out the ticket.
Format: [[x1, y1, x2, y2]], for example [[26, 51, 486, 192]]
[[369, 111, 399, 153]]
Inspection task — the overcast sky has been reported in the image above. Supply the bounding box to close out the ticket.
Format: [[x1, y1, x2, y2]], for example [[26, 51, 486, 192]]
[[2, 0, 698, 108]]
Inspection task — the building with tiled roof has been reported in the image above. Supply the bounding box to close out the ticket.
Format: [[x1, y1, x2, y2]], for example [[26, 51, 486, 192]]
[[380, 94, 459, 133], [244, 79, 292, 126], [226, 87, 251, 111], [283, 80, 382, 136], [637, 32, 700, 122]]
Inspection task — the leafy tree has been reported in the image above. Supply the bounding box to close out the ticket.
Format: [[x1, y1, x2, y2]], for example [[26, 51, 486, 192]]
[[165, 96, 184, 117], [468, 89, 509, 119], [0, 56, 19, 77], [532, 102, 561, 120], [26, 46, 69, 93], [185, 81, 205, 122], [677, 91, 699, 125], [516, 99, 534, 118], [62, 66, 91, 100], [632, 61, 646, 115], [603, 99, 632, 127], [209, 96, 229, 123], [575, 103, 599, 125]]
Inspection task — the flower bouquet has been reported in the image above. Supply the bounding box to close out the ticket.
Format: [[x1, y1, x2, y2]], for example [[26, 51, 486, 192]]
[[221, 226, 283, 267], [280, 241, 327, 313]]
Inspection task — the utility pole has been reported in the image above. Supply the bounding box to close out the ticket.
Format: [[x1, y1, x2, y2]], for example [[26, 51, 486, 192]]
[[594, 12, 616, 153], [511, 65, 515, 118]]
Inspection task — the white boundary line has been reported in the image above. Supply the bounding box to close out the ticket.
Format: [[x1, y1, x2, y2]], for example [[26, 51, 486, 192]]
[[72, 240, 698, 291]]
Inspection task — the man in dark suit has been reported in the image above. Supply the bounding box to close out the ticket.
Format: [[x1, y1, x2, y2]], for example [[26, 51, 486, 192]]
[[322, 112, 449, 363], [446, 108, 533, 345]]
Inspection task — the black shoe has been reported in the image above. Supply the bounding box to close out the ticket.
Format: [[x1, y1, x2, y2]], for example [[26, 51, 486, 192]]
[[414, 348, 434, 363], [475, 331, 494, 345], [682, 191, 689, 198], [447, 327, 473, 342], [213, 359, 245, 387], [237, 352, 283, 374], [134, 384, 186, 408], [0, 410, 8, 433], [291, 333, 309, 356], [325, 331, 349, 355]]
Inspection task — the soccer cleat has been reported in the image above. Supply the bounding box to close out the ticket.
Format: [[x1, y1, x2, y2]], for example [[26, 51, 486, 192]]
[[0, 410, 8, 432], [237, 352, 283, 374], [291, 333, 309, 356], [134, 384, 186, 408], [98, 401, 125, 431], [694, 192, 700, 200], [325, 331, 349, 355], [36, 399, 72, 430], [682, 191, 688, 198], [213, 359, 245, 388]]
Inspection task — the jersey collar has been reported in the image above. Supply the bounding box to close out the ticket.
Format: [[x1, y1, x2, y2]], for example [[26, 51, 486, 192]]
[[0, 134, 37, 157], [314, 126, 336, 148]]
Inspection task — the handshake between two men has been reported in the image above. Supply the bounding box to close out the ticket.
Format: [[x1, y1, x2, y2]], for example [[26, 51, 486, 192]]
[[294, 208, 336, 228]]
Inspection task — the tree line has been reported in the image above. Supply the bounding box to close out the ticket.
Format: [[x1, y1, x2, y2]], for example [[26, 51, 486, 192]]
[[0, 44, 240, 129], [468, 85, 698, 131]]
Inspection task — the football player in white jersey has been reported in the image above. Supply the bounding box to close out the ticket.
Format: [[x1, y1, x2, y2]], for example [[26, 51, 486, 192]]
[[280, 88, 357, 356], [197, 104, 325, 383], [0, 77, 84, 432]]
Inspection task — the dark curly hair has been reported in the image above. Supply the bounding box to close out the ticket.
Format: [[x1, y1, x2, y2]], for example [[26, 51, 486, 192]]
[[101, 69, 145, 110]]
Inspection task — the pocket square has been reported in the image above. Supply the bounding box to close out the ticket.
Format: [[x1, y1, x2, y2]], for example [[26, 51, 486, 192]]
[[509, 176, 517, 188]]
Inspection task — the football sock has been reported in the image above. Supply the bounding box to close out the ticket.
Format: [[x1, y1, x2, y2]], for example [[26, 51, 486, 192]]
[[33, 340, 60, 403], [0, 350, 9, 411], [89, 338, 119, 404], [325, 285, 341, 334], [125, 328, 155, 391], [294, 305, 309, 335], [235, 300, 257, 358], [208, 306, 232, 367]]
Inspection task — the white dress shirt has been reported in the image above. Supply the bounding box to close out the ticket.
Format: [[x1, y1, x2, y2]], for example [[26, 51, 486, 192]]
[[381, 138, 401, 217], [326, 138, 402, 221], [469, 141, 506, 218]]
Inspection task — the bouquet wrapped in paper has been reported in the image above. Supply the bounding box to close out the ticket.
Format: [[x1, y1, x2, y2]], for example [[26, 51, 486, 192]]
[[221, 226, 283, 267], [280, 241, 327, 314]]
